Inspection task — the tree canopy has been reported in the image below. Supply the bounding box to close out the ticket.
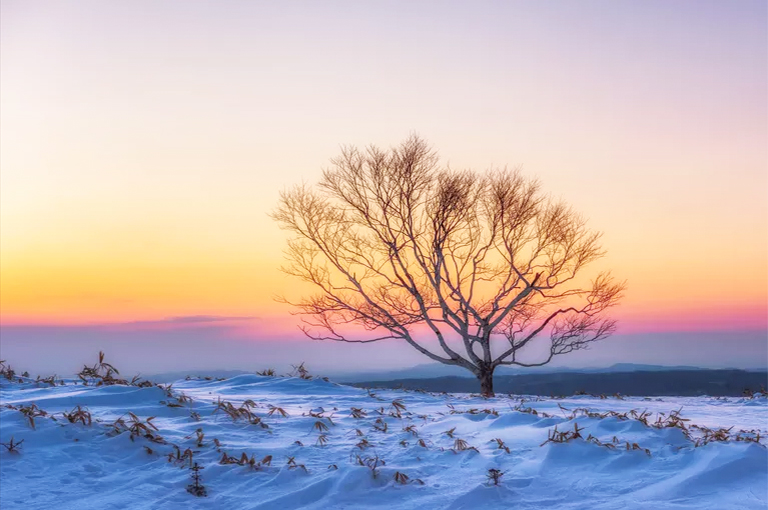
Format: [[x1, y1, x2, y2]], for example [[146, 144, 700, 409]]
[[273, 136, 624, 396]]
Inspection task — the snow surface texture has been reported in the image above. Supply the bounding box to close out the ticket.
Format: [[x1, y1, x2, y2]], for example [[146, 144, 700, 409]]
[[1, 373, 766, 510]]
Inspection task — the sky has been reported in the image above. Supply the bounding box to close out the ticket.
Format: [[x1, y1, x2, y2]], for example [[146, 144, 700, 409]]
[[1, 1, 766, 375]]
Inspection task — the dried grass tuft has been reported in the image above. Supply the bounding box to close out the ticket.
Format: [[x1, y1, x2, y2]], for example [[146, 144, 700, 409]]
[[0, 436, 23, 453], [486, 468, 504, 486]]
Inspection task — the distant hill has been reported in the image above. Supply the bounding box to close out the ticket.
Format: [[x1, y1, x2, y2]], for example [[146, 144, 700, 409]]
[[330, 362, 711, 383], [351, 369, 768, 397], [142, 365, 768, 396]]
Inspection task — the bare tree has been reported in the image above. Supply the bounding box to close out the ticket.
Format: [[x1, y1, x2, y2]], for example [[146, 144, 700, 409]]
[[272, 136, 625, 396]]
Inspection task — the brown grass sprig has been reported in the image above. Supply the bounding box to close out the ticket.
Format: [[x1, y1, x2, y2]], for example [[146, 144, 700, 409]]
[[355, 454, 385, 478], [492, 438, 510, 454], [0, 436, 24, 453], [186, 463, 207, 497], [486, 468, 504, 486], [372, 417, 388, 433], [62, 406, 92, 425], [18, 403, 48, 429], [451, 438, 479, 453]]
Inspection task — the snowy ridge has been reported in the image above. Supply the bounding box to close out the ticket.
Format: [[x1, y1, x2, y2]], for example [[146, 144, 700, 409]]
[[1, 373, 766, 509]]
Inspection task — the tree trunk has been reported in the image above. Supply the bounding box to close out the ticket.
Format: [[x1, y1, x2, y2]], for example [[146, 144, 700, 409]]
[[478, 366, 495, 397]]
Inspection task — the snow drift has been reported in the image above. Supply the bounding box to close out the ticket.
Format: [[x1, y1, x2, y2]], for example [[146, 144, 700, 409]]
[[1, 370, 765, 509]]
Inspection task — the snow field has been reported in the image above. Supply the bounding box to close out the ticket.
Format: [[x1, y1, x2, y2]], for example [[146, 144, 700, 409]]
[[1, 373, 766, 510]]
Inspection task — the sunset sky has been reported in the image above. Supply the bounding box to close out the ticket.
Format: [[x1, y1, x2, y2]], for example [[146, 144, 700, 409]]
[[1, 1, 765, 374]]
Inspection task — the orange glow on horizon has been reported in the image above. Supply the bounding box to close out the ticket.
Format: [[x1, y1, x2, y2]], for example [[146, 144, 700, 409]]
[[2, 224, 765, 333]]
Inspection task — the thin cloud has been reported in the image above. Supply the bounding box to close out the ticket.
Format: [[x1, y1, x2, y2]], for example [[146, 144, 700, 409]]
[[118, 315, 260, 327]]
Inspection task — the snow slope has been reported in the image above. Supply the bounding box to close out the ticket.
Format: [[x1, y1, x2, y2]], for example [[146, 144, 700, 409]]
[[1, 373, 765, 509]]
